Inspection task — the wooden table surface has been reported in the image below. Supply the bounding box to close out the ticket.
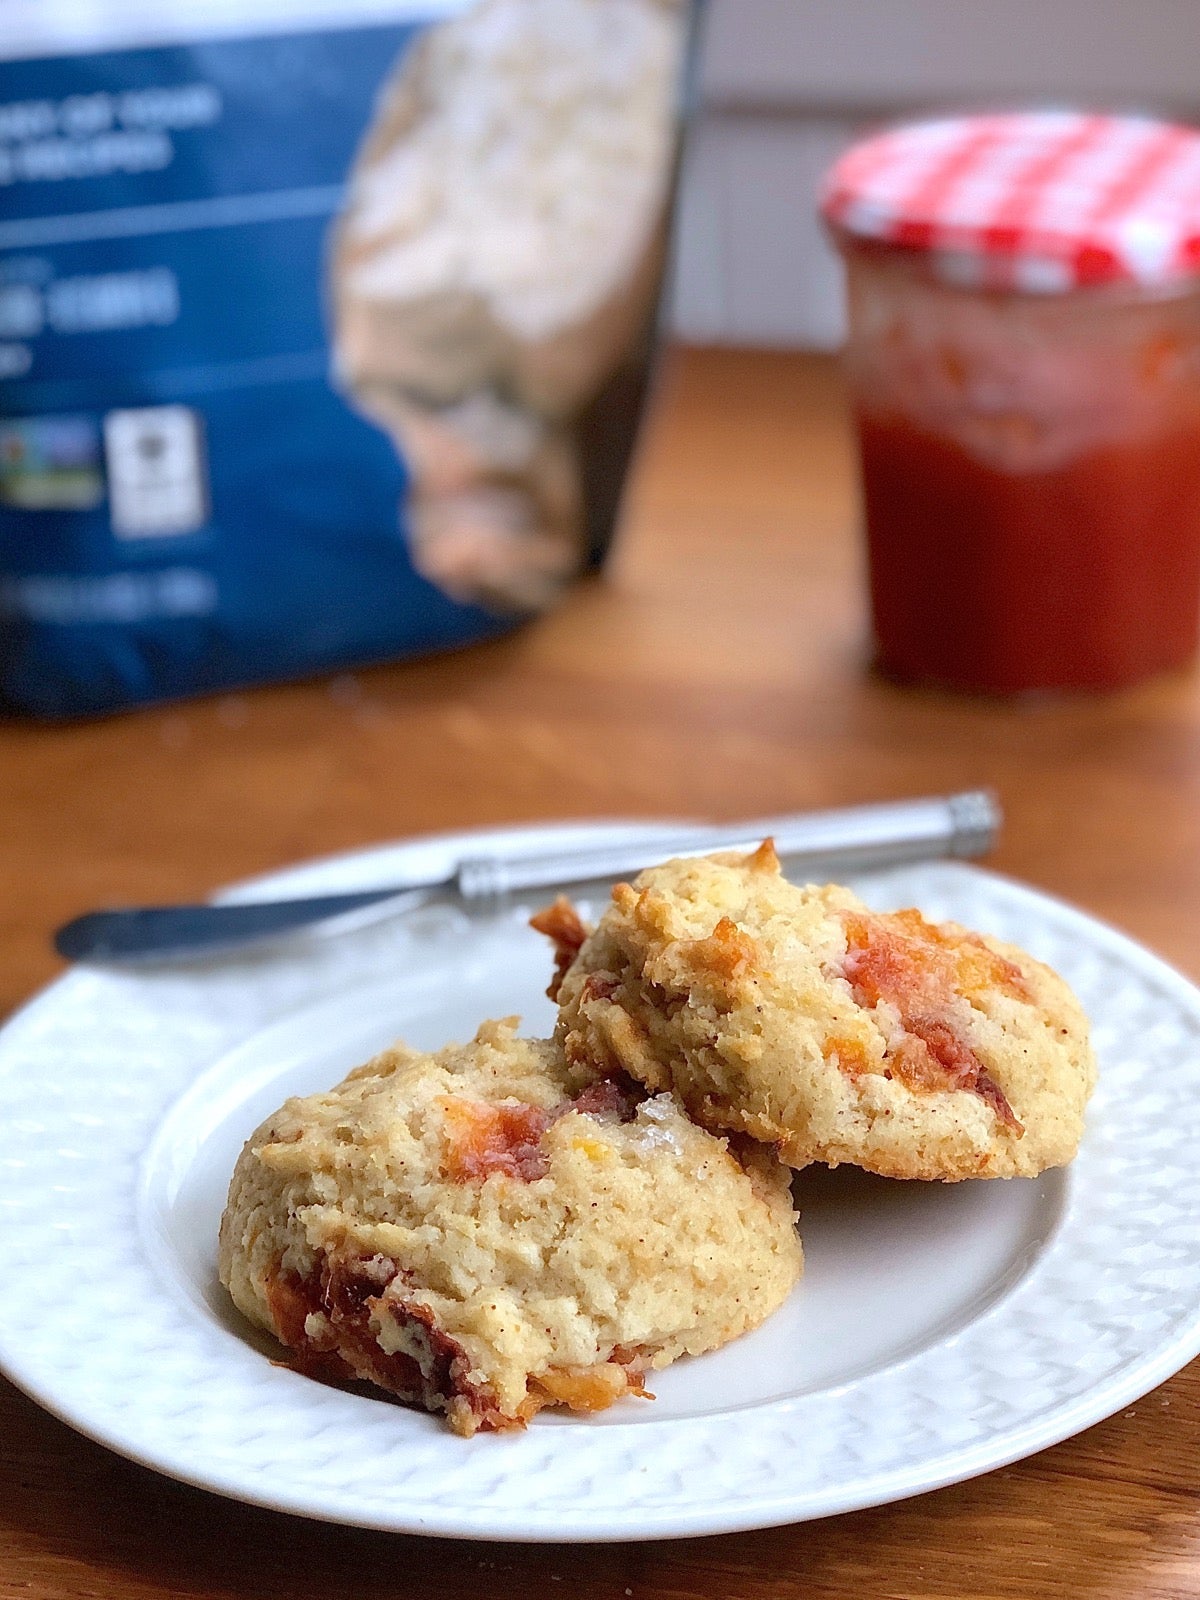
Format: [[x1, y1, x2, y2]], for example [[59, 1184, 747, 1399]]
[[4, 347, 1200, 1599]]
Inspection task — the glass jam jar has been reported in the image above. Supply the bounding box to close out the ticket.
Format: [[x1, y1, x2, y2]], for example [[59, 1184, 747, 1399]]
[[822, 113, 1200, 694]]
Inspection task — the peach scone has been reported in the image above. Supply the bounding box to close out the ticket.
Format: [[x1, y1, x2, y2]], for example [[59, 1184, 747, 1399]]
[[540, 844, 1095, 1182], [219, 1018, 801, 1435]]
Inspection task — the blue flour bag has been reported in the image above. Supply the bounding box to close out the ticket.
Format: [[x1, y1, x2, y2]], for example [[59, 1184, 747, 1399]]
[[0, 0, 692, 715]]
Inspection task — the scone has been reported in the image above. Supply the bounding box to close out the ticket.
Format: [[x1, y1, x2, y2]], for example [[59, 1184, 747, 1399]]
[[541, 843, 1096, 1182], [219, 1018, 801, 1435]]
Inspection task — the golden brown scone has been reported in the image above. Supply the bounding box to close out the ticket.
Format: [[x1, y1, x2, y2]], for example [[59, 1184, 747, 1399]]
[[544, 845, 1096, 1182], [219, 1019, 801, 1436]]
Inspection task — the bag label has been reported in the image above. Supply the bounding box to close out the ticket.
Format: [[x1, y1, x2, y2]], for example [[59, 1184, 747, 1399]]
[[104, 405, 208, 538]]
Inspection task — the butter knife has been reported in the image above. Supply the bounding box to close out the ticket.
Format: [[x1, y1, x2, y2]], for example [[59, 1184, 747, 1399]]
[[54, 790, 1000, 964]]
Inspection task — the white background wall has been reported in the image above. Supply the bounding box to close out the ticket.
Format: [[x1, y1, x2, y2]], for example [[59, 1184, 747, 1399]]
[[670, 0, 1200, 347]]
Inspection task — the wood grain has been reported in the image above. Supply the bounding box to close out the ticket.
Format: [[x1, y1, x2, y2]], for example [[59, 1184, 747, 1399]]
[[3, 347, 1199, 1598]]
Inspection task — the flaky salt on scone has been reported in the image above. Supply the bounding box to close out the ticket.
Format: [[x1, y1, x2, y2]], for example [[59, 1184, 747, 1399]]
[[540, 844, 1095, 1182], [219, 1018, 801, 1436]]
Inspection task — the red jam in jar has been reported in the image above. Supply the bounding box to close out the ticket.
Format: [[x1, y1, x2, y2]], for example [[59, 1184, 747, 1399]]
[[823, 114, 1200, 693]]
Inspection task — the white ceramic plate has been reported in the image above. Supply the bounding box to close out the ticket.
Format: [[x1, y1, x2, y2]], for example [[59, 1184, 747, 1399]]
[[2, 821, 1199, 1543]]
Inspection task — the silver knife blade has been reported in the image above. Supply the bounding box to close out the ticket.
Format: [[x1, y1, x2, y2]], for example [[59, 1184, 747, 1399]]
[[53, 790, 999, 964], [53, 890, 432, 964]]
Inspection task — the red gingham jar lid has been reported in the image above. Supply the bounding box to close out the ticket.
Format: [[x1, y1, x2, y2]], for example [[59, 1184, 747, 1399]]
[[820, 111, 1200, 292]]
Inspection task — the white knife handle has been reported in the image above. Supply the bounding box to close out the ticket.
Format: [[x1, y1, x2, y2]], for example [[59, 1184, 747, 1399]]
[[454, 791, 999, 900]]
